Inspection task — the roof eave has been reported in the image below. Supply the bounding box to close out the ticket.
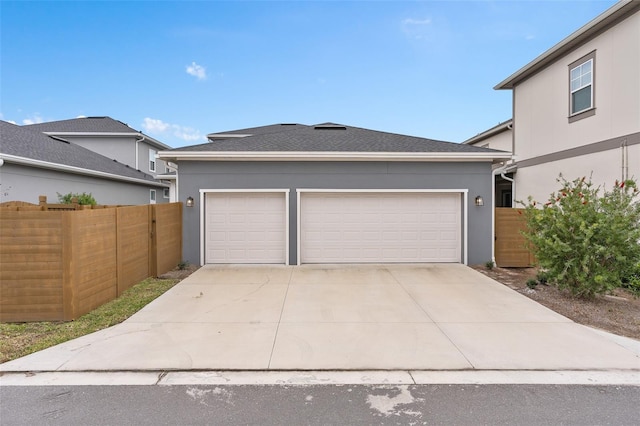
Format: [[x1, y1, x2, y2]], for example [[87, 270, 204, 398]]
[[0, 154, 169, 187], [41, 131, 172, 150], [463, 120, 513, 145], [158, 151, 512, 163], [494, 0, 638, 90]]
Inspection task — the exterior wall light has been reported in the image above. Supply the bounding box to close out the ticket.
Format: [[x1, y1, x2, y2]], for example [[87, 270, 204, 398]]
[[186, 196, 194, 207], [475, 196, 484, 207]]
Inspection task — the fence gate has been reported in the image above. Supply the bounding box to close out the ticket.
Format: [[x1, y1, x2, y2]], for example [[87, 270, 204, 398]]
[[494, 208, 534, 267]]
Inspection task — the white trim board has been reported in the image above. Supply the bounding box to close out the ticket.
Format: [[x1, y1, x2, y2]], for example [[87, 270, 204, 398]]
[[159, 151, 510, 162]]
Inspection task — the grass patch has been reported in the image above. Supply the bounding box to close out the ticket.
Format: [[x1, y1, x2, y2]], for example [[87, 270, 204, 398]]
[[0, 277, 178, 364]]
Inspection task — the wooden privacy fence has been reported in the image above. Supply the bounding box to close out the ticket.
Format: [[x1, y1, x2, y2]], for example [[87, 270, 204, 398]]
[[0, 203, 182, 322], [494, 207, 535, 268]]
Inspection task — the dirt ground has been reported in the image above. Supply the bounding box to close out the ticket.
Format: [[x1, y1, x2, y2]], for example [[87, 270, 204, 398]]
[[472, 265, 640, 341], [158, 264, 201, 280]]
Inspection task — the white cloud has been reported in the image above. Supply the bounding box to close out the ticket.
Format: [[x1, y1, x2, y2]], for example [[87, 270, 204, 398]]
[[186, 61, 207, 80], [22, 114, 45, 125], [0, 112, 17, 125], [142, 117, 204, 143], [401, 17, 434, 40], [402, 18, 432, 26], [142, 117, 171, 133]]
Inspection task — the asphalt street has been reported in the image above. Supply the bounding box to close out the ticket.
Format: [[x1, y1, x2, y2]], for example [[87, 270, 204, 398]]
[[2, 384, 639, 425]]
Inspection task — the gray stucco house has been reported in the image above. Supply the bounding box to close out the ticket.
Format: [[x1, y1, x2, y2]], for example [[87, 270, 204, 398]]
[[0, 121, 168, 205], [159, 123, 510, 266]]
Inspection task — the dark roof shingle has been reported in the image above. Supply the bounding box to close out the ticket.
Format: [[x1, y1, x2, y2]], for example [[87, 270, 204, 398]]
[[1, 121, 162, 184], [173, 123, 505, 153], [23, 116, 138, 133]]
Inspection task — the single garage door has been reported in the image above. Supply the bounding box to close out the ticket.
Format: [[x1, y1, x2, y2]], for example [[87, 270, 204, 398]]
[[205, 192, 286, 264], [300, 192, 461, 263]]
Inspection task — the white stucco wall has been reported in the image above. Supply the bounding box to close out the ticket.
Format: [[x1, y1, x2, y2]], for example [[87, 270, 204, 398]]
[[512, 10, 639, 203], [514, 11, 639, 161], [515, 144, 638, 203]]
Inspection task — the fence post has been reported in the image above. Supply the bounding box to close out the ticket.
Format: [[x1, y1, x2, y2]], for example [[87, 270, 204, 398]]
[[62, 211, 78, 320], [149, 205, 158, 277], [116, 207, 122, 296]]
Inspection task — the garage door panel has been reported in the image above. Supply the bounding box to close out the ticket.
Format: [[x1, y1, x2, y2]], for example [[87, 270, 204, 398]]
[[205, 192, 286, 264], [301, 193, 461, 263]]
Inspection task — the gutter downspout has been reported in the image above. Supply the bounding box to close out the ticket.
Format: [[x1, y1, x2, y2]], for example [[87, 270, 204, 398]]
[[491, 163, 511, 265], [621, 139, 628, 181], [135, 134, 146, 171], [500, 170, 515, 207]]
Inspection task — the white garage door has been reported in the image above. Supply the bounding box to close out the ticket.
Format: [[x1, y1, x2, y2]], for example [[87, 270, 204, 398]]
[[300, 192, 461, 263], [205, 192, 286, 264]]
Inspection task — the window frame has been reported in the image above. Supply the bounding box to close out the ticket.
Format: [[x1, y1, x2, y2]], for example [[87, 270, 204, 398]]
[[149, 149, 157, 172], [163, 188, 170, 199], [568, 51, 596, 123], [150, 189, 157, 204]]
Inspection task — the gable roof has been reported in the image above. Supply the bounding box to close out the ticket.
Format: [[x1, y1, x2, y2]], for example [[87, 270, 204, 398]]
[[0, 121, 166, 187], [160, 122, 511, 163], [23, 116, 171, 150], [495, 0, 639, 90]]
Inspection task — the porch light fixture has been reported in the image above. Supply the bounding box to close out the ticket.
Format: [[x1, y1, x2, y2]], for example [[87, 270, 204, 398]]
[[475, 196, 484, 206], [186, 196, 194, 207]]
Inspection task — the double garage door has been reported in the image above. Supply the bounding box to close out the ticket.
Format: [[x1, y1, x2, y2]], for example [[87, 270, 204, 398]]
[[205, 191, 461, 264]]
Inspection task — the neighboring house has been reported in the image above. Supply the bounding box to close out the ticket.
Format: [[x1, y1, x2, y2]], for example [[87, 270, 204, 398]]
[[23, 116, 177, 201], [0, 121, 168, 205], [490, 0, 639, 204], [158, 122, 510, 266], [464, 120, 514, 207]]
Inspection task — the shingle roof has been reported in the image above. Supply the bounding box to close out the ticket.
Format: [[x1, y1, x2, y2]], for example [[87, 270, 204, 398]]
[[207, 123, 306, 138], [173, 122, 504, 153], [23, 116, 171, 150], [0, 121, 164, 185], [23, 116, 138, 133]]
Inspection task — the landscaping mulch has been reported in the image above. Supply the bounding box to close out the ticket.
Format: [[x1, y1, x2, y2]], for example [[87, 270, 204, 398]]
[[473, 265, 640, 341]]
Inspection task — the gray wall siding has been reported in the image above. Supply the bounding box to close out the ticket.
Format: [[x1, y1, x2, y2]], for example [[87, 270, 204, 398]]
[[138, 141, 168, 175], [178, 161, 494, 266], [68, 136, 136, 168], [68, 136, 167, 174], [0, 163, 167, 205]]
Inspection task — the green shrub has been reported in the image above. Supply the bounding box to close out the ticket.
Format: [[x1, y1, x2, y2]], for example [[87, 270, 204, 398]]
[[526, 278, 538, 289], [521, 175, 640, 298], [621, 263, 640, 297], [177, 260, 189, 270], [536, 270, 550, 285], [485, 260, 494, 270], [57, 192, 97, 206]]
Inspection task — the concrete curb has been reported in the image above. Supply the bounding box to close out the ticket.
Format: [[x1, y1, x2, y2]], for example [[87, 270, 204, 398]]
[[2, 369, 639, 386]]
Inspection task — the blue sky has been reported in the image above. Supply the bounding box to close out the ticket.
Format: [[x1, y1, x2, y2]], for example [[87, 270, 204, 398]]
[[1, 0, 617, 147]]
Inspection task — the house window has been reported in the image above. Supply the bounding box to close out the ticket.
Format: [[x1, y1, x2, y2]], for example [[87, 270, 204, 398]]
[[150, 189, 156, 204], [149, 149, 157, 172], [163, 188, 170, 199], [568, 51, 595, 122]]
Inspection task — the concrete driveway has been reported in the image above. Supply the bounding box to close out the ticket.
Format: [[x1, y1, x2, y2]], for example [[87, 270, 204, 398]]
[[1, 264, 639, 372]]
